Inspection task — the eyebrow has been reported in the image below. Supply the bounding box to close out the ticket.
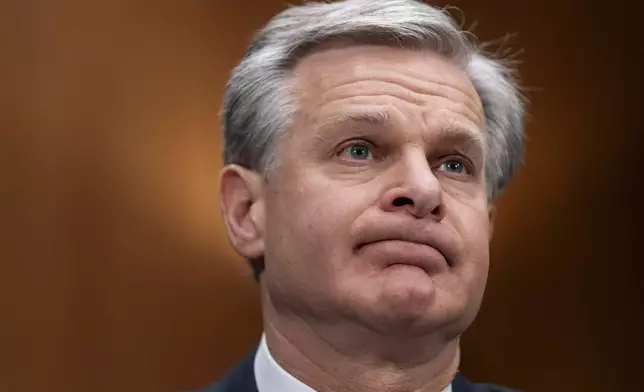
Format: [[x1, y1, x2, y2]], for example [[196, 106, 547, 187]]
[[317, 110, 486, 154], [436, 123, 486, 155]]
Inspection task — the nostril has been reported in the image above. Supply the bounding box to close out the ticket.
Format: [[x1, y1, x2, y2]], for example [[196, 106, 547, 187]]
[[392, 197, 413, 207]]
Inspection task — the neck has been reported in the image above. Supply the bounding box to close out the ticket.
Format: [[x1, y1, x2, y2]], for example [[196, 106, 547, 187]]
[[260, 287, 460, 392]]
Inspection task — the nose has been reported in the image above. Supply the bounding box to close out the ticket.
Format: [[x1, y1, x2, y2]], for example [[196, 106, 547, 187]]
[[379, 149, 445, 221]]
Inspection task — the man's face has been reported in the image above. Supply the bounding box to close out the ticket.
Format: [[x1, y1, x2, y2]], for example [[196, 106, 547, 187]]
[[260, 45, 491, 338]]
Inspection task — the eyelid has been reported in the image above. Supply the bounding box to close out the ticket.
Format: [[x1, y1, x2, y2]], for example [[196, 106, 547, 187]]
[[334, 138, 377, 156], [434, 154, 475, 175]]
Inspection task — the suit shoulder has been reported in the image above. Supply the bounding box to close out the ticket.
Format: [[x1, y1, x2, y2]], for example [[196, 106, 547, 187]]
[[453, 373, 520, 392], [469, 383, 520, 392], [187, 347, 258, 392]]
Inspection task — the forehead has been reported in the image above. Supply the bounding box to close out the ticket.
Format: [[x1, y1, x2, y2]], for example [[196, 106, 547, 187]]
[[289, 44, 484, 135]]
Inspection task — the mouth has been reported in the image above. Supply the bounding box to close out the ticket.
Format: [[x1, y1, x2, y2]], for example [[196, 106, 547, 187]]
[[356, 239, 449, 274]]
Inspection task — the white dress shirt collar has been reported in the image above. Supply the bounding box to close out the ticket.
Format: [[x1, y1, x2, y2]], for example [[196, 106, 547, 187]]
[[254, 333, 452, 392]]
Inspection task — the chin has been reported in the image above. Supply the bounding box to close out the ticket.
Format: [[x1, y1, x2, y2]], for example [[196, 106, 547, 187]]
[[350, 287, 473, 339], [338, 267, 476, 337], [354, 308, 450, 338]]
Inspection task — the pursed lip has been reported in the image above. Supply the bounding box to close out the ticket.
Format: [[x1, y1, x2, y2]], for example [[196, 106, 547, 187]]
[[356, 239, 449, 274], [353, 219, 457, 271]]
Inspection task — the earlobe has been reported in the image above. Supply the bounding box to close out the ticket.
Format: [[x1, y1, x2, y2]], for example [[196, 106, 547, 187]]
[[218, 165, 266, 259]]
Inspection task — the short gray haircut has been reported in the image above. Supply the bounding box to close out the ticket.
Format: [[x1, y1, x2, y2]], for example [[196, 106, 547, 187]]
[[222, 0, 525, 278], [223, 0, 525, 194]]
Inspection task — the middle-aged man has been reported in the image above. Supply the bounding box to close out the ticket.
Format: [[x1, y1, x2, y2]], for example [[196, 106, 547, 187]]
[[197, 0, 525, 391]]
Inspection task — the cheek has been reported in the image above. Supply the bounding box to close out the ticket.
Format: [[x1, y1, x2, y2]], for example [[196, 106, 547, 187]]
[[446, 197, 491, 271], [459, 229, 489, 303], [263, 174, 367, 277], [440, 203, 490, 317]]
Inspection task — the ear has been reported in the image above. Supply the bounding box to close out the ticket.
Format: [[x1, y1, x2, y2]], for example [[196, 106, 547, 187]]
[[487, 204, 497, 242], [218, 164, 266, 260]]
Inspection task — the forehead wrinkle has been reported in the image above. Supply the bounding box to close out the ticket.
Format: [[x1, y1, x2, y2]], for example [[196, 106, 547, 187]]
[[291, 46, 487, 148], [335, 71, 481, 114], [317, 109, 392, 132], [301, 60, 483, 118], [313, 93, 482, 130], [316, 79, 482, 126]]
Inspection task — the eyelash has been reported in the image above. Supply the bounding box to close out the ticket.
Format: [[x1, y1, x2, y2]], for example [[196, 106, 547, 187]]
[[434, 156, 474, 176], [335, 139, 378, 159], [334, 139, 476, 174]]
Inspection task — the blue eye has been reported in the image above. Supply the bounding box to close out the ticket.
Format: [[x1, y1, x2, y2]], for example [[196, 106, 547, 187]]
[[346, 144, 371, 160], [438, 160, 467, 174]]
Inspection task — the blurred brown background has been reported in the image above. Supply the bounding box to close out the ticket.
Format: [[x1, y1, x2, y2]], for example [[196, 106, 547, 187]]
[[2, 0, 643, 391]]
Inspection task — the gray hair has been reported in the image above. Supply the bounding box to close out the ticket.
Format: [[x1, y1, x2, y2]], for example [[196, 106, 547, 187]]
[[222, 0, 525, 198]]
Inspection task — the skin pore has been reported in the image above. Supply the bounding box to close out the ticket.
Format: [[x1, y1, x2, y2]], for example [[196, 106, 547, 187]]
[[219, 44, 494, 392]]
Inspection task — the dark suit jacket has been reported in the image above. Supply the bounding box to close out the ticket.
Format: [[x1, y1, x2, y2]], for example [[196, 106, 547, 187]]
[[194, 346, 518, 392]]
